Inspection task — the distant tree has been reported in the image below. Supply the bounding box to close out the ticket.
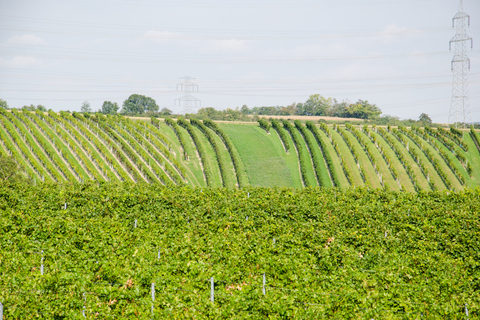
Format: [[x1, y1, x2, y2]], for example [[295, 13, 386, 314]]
[[21, 104, 36, 111], [296, 94, 334, 116], [419, 113, 432, 125], [36, 105, 47, 112], [101, 101, 119, 115], [240, 105, 250, 114], [0, 155, 29, 184], [0, 99, 9, 109], [160, 108, 172, 116], [343, 100, 382, 120], [81, 100, 92, 113], [121, 94, 159, 114]]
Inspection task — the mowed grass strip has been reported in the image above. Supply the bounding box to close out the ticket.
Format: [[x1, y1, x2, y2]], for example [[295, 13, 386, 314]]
[[464, 132, 480, 188], [303, 128, 332, 187], [222, 123, 301, 187], [341, 129, 382, 188], [155, 122, 205, 187], [190, 125, 223, 188], [352, 128, 400, 191], [367, 129, 416, 192], [410, 130, 463, 191], [329, 129, 365, 187], [396, 130, 447, 191], [205, 125, 237, 188], [380, 130, 432, 191], [314, 126, 350, 188]]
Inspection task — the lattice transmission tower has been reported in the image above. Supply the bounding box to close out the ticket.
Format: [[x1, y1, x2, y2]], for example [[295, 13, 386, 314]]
[[449, 0, 473, 128], [175, 76, 201, 114]]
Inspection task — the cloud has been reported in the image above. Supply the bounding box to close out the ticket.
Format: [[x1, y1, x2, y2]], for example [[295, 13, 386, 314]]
[[0, 55, 43, 68], [6, 34, 47, 46], [139, 30, 183, 44]]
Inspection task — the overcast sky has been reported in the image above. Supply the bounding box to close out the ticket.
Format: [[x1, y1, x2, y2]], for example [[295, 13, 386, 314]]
[[0, 0, 479, 122]]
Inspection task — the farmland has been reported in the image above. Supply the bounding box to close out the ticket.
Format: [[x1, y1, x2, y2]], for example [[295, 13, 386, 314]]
[[1, 110, 480, 318], [0, 183, 479, 318], [0, 109, 479, 190]]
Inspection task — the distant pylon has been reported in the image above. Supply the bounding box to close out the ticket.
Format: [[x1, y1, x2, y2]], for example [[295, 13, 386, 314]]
[[175, 76, 201, 114], [449, 0, 473, 128]]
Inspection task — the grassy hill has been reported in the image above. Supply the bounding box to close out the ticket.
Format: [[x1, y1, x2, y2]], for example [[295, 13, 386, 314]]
[[1, 109, 479, 191]]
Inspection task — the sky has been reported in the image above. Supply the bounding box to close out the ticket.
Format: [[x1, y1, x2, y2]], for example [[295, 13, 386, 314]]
[[0, 0, 479, 123]]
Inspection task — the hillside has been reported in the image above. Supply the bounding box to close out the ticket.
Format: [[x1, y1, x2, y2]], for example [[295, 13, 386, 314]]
[[1, 109, 479, 191]]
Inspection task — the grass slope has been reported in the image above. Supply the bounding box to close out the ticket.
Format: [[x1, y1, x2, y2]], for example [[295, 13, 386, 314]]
[[222, 123, 301, 187]]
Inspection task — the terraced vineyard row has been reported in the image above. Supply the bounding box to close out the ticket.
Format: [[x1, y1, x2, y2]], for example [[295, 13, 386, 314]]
[[0, 109, 479, 190]]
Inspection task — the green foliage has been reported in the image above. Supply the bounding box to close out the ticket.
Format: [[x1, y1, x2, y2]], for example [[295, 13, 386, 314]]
[[282, 120, 310, 187], [164, 118, 189, 160], [101, 101, 119, 115], [270, 119, 290, 152], [257, 118, 270, 133], [306, 122, 341, 187], [0, 155, 30, 183], [343, 100, 381, 120], [0, 99, 8, 109], [203, 119, 246, 188], [121, 94, 159, 114], [151, 117, 160, 128], [190, 118, 227, 187], [419, 113, 432, 125], [1, 183, 479, 318], [470, 126, 480, 154], [81, 100, 92, 113], [295, 120, 330, 187], [177, 118, 212, 186]]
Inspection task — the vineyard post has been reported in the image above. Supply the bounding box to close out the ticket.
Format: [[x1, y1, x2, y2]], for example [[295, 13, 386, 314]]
[[0, 301, 3, 319], [151, 283, 155, 316], [134, 219, 137, 228], [262, 273, 266, 295], [210, 278, 214, 303], [82, 293, 86, 318], [40, 250, 44, 275], [158, 249, 161, 259], [465, 304, 469, 319], [273, 238, 276, 247]]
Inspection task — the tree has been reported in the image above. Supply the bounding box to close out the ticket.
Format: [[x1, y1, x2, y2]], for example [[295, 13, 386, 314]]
[[419, 113, 432, 125], [0, 99, 8, 109], [160, 108, 172, 116], [101, 101, 119, 115], [121, 94, 159, 114], [21, 104, 36, 111], [36, 105, 47, 112], [81, 100, 92, 113], [0, 155, 29, 184], [343, 100, 382, 120], [296, 94, 334, 116]]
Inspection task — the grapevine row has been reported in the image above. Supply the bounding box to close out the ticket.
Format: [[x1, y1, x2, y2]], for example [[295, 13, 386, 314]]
[[177, 118, 212, 186], [190, 119, 227, 187], [257, 118, 271, 133], [204, 119, 246, 188], [370, 126, 420, 191], [398, 126, 453, 189], [282, 120, 311, 187], [165, 118, 189, 160], [270, 119, 290, 153], [334, 125, 369, 186], [305, 121, 341, 187], [412, 127, 465, 185]]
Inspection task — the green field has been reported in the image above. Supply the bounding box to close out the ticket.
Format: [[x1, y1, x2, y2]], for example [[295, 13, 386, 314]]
[[1, 109, 480, 191]]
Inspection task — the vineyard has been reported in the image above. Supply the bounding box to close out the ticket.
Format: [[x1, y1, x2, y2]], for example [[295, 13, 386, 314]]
[[0, 183, 479, 318], [0, 110, 479, 191]]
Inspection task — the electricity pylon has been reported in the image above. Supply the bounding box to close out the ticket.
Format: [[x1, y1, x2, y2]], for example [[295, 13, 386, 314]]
[[175, 76, 201, 114], [449, 0, 473, 128]]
